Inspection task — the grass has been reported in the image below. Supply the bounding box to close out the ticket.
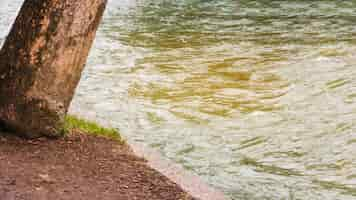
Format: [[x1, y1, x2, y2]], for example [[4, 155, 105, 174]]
[[63, 115, 124, 144]]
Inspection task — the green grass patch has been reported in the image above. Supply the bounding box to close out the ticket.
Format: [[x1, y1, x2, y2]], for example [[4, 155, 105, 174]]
[[63, 115, 124, 144]]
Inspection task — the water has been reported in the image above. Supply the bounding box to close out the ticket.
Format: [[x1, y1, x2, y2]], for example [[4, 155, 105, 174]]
[[2, 1, 356, 199]]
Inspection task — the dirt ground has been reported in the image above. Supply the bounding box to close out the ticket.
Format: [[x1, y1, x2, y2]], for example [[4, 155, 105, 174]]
[[0, 130, 196, 200]]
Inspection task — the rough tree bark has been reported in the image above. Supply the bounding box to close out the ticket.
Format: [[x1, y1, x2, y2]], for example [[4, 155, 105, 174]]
[[0, 0, 107, 138]]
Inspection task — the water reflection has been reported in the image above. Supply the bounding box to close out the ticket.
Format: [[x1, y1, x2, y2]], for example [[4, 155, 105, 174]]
[[96, 1, 356, 199], [2, 0, 356, 199]]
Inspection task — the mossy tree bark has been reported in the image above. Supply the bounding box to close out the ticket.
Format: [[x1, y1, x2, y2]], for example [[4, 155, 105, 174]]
[[0, 0, 107, 138]]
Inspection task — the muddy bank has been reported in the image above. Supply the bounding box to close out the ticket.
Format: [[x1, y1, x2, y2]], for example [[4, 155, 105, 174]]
[[0, 130, 195, 200]]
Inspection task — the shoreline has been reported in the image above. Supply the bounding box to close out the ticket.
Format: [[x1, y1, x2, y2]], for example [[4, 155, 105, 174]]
[[69, 108, 227, 200], [0, 129, 196, 200]]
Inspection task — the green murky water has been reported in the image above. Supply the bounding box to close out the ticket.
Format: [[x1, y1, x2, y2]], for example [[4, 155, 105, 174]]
[[2, 1, 356, 199]]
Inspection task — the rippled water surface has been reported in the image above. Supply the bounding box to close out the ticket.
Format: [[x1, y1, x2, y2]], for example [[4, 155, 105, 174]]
[[2, 1, 356, 199]]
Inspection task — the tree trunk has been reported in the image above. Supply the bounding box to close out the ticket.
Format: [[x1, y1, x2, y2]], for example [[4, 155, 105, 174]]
[[0, 0, 107, 138]]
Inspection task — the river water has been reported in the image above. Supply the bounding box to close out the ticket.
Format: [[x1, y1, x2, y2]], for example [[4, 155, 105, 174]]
[[1, 1, 356, 199]]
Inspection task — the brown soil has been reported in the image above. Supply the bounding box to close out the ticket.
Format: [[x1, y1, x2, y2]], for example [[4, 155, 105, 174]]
[[0, 131, 196, 200]]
